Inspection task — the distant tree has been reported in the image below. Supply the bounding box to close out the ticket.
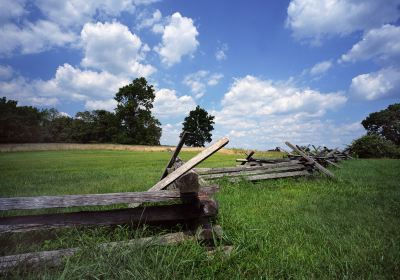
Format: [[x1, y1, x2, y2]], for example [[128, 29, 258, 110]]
[[350, 134, 399, 158], [362, 103, 400, 145], [91, 110, 120, 143], [0, 97, 45, 143], [42, 108, 73, 142], [114, 78, 161, 145], [180, 105, 215, 147]]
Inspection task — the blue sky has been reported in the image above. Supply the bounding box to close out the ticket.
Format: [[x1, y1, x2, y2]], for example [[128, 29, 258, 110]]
[[1, 0, 399, 149]]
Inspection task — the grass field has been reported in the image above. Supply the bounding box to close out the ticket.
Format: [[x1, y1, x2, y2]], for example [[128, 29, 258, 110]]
[[0, 150, 399, 279]]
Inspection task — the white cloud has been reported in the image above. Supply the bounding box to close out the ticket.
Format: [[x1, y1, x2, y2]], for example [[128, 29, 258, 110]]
[[137, 9, 162, 30], [340, 24, 400, 64], [0, 20, 77, 56], [153, 88, 196, 118], [349, 67, 400, 100], [160, 122, 182, 145], [208, 73, 224, 86], [210, 75, 353, 149], [154, 12, 199, 67], [0, 64, 129, 108], [183, 71, 223, 99], [85, 99, 117, 111], [215, 43, 228, 61], [35, 0, 158, 29], [80, 21, 155, 77], [0, 0, 26, 23], [286, 0, 400, 44], [0, 65, 13, 80], [309, 60, 333, 76], [220, 75, 346, 118]]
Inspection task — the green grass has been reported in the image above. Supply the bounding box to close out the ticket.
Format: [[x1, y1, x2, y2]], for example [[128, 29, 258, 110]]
[[0, 150, 399, 279]]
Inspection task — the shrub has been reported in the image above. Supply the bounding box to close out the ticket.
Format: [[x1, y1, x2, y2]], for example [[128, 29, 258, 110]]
[[350, 134, 400, 158]]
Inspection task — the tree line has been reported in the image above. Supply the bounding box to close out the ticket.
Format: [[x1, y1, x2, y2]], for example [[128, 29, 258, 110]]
[[0, 77, 215, 146]]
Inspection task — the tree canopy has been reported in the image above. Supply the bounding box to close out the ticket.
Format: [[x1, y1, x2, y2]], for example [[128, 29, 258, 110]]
[[180, 105, 215, 147], [361, 103, 400, 145], [0, 77, 162, 145], [115, 77, 161, 145]]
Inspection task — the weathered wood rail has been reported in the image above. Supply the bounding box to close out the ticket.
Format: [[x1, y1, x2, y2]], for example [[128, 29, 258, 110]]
[[0, 136, 230, 272]]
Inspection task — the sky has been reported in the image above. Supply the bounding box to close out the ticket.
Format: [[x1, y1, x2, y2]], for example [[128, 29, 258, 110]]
[[0, 0, 399, 149]]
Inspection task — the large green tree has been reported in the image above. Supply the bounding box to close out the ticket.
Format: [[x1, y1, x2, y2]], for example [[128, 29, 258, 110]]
[[362, 103, 400, 145], [180, 105, 215, 147], [114, 78, 161, 145]]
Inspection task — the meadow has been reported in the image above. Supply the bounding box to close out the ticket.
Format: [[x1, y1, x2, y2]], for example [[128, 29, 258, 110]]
[[0, 149, 399, 279]]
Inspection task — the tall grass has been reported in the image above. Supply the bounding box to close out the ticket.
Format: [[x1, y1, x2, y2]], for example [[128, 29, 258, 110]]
[[0, 150, 399, 279]]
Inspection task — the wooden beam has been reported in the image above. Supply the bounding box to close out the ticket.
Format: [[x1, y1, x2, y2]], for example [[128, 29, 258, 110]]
[[0, 199, 218, 234], [240, 151, 255, 165], [229, 170, 311, 182], [0, 232, 195, 272], [160, 131, 189, 180], [195, 160, 302, 174], [0, 187, 218, 211], [200, 165, 306, 179], [285, 142, 334, 178], [148, 137, 229, 192]]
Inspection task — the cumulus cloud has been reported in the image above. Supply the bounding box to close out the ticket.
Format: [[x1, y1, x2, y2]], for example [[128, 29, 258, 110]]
[[0, 20, 77, 56], [340, 24, 400, 64], [137, 9, 162, 30], [154, 12, 199, 67], [159, 122, 183, 145], [349, 67, 400, 100], [309, 60, 333, 76], [153, 88, 196, 118], [35, 0, 158, 29], [210, 75, 353, 149], [220, 76, 346, 118], [183, 71, 223, 99], [0, 64, 129, 108], [85, 99, 117, 111], [286, 0, 400, 44], [80, 21, 155, 77]]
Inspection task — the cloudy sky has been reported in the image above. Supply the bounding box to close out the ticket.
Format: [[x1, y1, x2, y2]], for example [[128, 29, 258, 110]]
[[1, 0, 399, 149]]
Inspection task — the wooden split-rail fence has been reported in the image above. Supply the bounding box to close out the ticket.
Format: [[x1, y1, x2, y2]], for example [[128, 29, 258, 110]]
[[200, 141, 354, 183], [0, 134, 229, 272]]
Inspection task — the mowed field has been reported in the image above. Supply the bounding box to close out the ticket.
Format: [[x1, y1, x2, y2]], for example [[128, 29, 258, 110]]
[[0, 149, 399, 279]]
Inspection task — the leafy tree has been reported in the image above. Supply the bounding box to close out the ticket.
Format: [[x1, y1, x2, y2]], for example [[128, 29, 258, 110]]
[[350, 134, 399, 158], [114, 78, 161, 145], [0, 97, 45, 143], [180, 105, 215, 147], [362, 103, 400, 145]]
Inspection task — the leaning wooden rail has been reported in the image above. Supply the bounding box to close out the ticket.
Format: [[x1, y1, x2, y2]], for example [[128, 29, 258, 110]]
[[285, 141, 334, 178]]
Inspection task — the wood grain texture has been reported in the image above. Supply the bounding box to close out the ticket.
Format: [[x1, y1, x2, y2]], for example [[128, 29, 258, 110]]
[[195, 161, 302, 175], [200, 165, 306, 179], [148, 137, 229, 192], [0, 199, 218, 234], [285, 142, 335, 178], [0, 187, 218, 211]]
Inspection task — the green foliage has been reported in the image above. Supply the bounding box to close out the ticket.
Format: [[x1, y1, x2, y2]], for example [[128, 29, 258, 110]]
[[115, 78, 161, 145], [362, 103, 400, 145], [350, 134, 400, 158], [0, 78, 161, 145], [0, 151, 399, 278], [181, 105, 215, 147], [0, 97, 47, 143]]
